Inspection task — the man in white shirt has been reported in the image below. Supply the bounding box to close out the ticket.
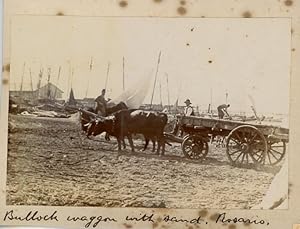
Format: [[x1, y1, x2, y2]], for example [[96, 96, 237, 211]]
[[171, 99, 194, 135], [183, 99, 194, 116]]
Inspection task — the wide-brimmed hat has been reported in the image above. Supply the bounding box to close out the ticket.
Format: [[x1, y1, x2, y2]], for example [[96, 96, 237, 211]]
[[184, 99, 192, 104]]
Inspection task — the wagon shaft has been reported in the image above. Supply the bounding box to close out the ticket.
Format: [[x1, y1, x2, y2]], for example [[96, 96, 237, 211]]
[[164, 132, 183, 143], [79, 109, 98, 118]]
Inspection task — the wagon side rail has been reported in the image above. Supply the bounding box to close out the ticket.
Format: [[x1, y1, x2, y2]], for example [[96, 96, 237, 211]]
[[178, 115, 289, 141]]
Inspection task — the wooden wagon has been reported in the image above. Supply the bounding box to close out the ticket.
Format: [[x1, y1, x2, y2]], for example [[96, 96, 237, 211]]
[[165, 115, 289, 167]]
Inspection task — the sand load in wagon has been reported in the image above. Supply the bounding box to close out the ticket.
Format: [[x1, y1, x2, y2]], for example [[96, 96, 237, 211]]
[[164, 115, 289, 167]]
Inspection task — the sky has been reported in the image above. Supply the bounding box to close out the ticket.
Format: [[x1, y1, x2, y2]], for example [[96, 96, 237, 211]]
[[10, 16, 291, 115]]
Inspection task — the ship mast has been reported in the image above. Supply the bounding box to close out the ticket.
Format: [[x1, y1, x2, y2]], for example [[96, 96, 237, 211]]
[[105, 62, 110, 90], [20, 62, 26, 92], [150, 51, 162, 109], [122, 56, 125, 91]]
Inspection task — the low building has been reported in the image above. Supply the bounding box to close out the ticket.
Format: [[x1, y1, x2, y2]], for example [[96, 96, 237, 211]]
[[10, 83, 63, 101]]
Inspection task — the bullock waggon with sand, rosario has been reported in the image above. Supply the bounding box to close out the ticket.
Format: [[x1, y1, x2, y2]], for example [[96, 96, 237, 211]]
[[164, 115, 289, 167], [72, 103, 288, 168]]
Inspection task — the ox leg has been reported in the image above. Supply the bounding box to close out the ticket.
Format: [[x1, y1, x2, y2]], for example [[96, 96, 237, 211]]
[[116, 137, 122, 152], [156, 139, 161, 155], [156, 135, 165, 156], [152, 139, 156, 152], [105, 133, 111, 141], [143, 138, 149, 151], [86, 122, 95, 138], [127, 135, 135, 153], [122, 139, 126, 149], [161, 138, 165, 156]]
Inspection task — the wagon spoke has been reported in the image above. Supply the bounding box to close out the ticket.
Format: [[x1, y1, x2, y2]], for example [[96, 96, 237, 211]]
[[245, 131, 253, 143], [251, 141, 262, 146], [229, 138, 242, 146], [251, 147, 265, 162], [249, 132, 258, 143], [252, 150, 261, 158], [240, 152, 246, 164], [270, 148, 283, 155], [269, 150, 280, 160], [255, 152, 264, 162], [228, 149, 242, 155], [185, 146, 192, 152], [234, 151, 244, 163], [262, 154, 266, 164], [233, 132, 243, 143], [241, 131, 246, 142], [268, 152, 279, 164], [255, 151, 264, 159], [267, 150, 272, 164]]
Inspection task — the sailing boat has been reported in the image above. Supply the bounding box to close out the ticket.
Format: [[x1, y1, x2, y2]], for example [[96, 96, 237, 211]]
[[67, 88, 77, 106], [109, 52, 160, 109]]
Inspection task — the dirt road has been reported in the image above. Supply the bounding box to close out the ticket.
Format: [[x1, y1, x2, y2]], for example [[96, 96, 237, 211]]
[[7, 114, 282, 209]]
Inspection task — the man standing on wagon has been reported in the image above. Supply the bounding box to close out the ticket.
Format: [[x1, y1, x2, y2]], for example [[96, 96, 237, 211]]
[[183, 99, 194, 116], [171, 99, 195, 135], [217, 104, 231, 119]]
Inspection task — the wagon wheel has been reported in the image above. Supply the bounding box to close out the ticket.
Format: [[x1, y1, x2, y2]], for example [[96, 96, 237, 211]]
[[264, 140, 286, 165], [182, 135, 209, 160], [226, 125, 267, 166]]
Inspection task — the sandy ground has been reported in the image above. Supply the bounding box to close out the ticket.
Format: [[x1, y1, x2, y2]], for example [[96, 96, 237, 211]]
[[6, 114, 283, 209]]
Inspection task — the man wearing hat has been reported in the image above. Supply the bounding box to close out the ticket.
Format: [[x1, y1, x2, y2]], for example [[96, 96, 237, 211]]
[[183, 99, 195, 116], [171, 99, 195, 135]]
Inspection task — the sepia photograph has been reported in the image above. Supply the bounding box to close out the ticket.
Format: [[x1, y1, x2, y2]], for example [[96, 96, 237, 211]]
[[6, 16, 290, 209]]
